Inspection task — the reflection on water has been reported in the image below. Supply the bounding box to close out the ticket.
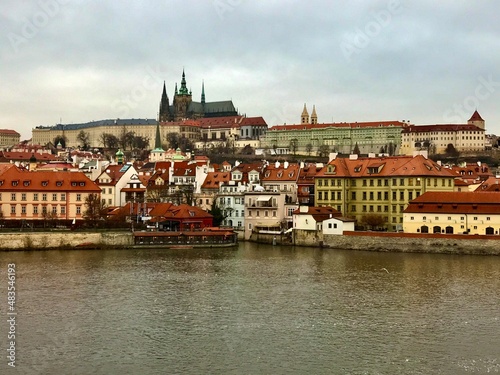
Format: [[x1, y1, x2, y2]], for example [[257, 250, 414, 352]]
[[1, 243, 499, 374]]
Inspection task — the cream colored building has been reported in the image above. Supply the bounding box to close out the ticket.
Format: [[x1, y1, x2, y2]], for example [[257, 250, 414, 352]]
[[32, 119, 157, 148], [403, 191, 500, 235], [400, 111, 486, 155], [0, 129, 21, 148]]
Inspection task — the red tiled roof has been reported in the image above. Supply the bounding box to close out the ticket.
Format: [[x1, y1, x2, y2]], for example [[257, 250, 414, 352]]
[[293, 206, 342, 222], [269, 121, 405, 131], [469, 110, 484, 122], [475, 176, 500, 192], [0, 167, 100, 192], [0, 129, 20, 135], [261, 163, 300, 182], [316, 155, 455, 178], [402, 124, 484, 133], [201, 171, 231, 189], [405, 192, 500, 214]]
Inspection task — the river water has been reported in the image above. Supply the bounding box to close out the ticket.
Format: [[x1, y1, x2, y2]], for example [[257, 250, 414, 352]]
[[1, 242, 499, 375]]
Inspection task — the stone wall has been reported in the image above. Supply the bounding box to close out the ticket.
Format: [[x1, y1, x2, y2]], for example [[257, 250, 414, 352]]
[[0, 232, 133, 251]]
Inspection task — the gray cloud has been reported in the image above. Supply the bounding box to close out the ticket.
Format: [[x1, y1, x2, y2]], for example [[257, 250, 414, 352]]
[[1, 0, 499, 140]]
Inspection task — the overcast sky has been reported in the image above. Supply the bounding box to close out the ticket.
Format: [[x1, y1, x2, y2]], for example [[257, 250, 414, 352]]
[[1, 0, 500, 141]]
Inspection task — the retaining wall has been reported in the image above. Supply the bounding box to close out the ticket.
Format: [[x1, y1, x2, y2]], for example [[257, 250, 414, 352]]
[[0, 232, 133, 251]]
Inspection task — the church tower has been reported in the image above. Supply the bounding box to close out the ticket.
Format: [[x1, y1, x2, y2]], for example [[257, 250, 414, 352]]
[[301, 103, 309, 124], [311, 105, 318, 124], [201, 80, 205, 104], [159, 81, 170, 122], [173, 69, 193, 120]]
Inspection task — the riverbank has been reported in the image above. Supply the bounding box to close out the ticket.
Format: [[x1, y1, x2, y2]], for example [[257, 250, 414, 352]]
[[254, 230, 500, 255], [1, 230, 499, 255]]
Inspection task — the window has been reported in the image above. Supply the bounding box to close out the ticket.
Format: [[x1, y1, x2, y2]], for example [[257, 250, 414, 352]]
[[369, 205, 374, 212], [248, 223, 252, 230], [21, 206, 26, 214], [76, 194, 81, 202], [384, 192, 388, 200], [369, 192, 374, 200], [330, 191, 335, 200], [369, 180, 374, 187], [351, 192, 356, 200], [377, 205, 382, 212], [377, 192, 382, 200], [10, 205, 16, 214], [377, 180, 382, 187], [362, 179, 367, 187], [363, 192, 367, 200], [408, 192, 413, 200], [351, 205, 356, 212], [52, 193, 57, 201], [42, 194, 47, 201], [76, 206, 81, 215], [52, 206, 57, 214], [256, 211, 260, 217], [400, 179, 404, 186], [61, 206, 66, 214], [42, 206, 47, 214], [392, 179, 397, 186], [11, 193, 16, 201], [61, 193, 66, 201], [392, 192, 396, 200], [33, 206, 38, 214], [337, 192, 341, 200], [400, 191, 404, 200], [265, 211, 268, 217], [21, 193, 26, 201], [473, 217, 478, 221], [318, 192, 323, 200], [362, 205, 367, 212]]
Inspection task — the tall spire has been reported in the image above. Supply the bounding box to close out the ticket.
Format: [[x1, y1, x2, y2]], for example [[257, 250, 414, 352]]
[[179, 68, 189, 95], [174, 82, 178, 95], [311, 105, 317, 124], [201, 80, 205, 104], [154, 121, 163, 151], [301, 103, 309, 124], [159, 81, 170, 122]]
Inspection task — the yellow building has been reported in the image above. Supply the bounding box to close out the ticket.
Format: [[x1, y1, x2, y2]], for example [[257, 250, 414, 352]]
[[314, 154, 455, 231], [403, 192, 500, 235]]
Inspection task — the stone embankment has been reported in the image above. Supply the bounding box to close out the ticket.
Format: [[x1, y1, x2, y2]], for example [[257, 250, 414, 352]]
[[0, 231, 133, 251], [294, 230, 500, 255]]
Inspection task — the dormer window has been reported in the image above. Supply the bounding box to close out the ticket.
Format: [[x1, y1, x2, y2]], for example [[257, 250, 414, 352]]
[[41, 181, 48, 187], [80, 182, 85, 186], [12, 181, 18, 186], [23, 181, 30, 187], [56, 181, 63, 187]]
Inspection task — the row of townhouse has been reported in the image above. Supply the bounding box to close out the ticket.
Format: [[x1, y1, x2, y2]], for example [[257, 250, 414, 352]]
[[204, 153, 498, 239]]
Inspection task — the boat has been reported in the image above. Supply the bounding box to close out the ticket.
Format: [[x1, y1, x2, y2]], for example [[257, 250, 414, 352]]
[[132, 227, 238, 249]]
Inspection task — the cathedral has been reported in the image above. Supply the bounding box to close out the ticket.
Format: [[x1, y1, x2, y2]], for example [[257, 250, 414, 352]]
[[158, 70, 238, 122]]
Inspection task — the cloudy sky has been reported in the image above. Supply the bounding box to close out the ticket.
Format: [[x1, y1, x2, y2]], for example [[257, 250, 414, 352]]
[[1, 0, 500, 140]]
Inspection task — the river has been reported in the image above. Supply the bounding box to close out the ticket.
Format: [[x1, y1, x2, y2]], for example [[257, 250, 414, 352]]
[[1, 242, 499, 374]]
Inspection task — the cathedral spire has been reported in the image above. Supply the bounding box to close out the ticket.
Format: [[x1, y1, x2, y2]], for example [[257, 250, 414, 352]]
[[179, 69, 189, 95], [201, 80, 205, 104], [159, 81, 170, 122], [174, 82, 178, 95]]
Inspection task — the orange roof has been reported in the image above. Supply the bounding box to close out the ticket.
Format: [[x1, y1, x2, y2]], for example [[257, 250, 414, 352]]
[[0, 129, 20, 135], [475, 176, 500, 192], [261, 163, 300, 182], [148, 203, 212, 220], [201, 171, 231, 190], [0, 167, 100, 192], [405, 192, 500, 214], [0, 151, 58, 162], [315, 155, 455, 178], [269, 121, 405, 131]]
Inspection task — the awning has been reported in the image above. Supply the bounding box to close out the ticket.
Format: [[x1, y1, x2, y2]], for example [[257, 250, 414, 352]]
[[256, 196, 272, 202], [284, 228, 293, 234]]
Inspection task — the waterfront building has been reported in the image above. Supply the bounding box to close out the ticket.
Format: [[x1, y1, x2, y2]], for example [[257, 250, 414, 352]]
[[314, 154, 456, 231], [400, 111, 486, 155], [244, 161, 300, 240], [297, 162, 324, 206], [0, 129, 21, 148], [0, 164, 101, 225], [403, 191, 500, 235], [260, 106, 405, 155], [199, 170, 231, 212], [292, 205, 342, 232]]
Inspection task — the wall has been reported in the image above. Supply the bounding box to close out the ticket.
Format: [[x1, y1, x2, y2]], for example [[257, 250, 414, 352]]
[[0, 231, 133, 251], [320, 231, 500, 255]]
